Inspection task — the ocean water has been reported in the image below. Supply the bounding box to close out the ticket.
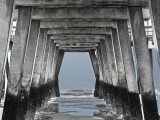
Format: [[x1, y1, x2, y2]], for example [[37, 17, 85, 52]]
[[35, 90, 122, 120]]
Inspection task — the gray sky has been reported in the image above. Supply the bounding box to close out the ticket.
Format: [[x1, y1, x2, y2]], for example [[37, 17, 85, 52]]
[[59, 52, 96, 90]]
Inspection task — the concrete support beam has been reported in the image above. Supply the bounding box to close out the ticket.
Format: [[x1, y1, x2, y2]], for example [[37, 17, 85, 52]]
[[54, 39, 100, 43], [129, 7, 159, 120], [54, 50, 64, 97], [51, 35, 106, 41], [15, 0, 148, 7], [47, 28, 111, 35], [59, 47, 96, 52], [117, 20, 142, 119], [32, 8, 128, 20], [40, 21, 116, 29], [0, 0, 15, 99], [56, 43, 98, 48], [55, 41, 99, 45], [25, 29, 47, 120], [89, 50, 100, 98], [15, 20, 40, 120], [2, 7, 32, 120]]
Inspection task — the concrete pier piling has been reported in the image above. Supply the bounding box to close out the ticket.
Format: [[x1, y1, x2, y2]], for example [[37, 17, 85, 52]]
[[15, 20, 40, 120], [0, 0, 15, 99], [149, 0, 160, 66], [54, 50, 64, 97], [129, 7, 159, 120], [96, 44, 106, 100], [38, 36, 51, 108], [1, 0, 160, 120], [50, 46, 59, 98], [99, 40, 112, 104], [89, 50, 100, 98], [2, 7, 32, 120], [44, 39, 56, 102], [104, 35, 120, 114], [117, 20, 143, 119], [111, 28, 126, 116], [25, 29, 48, 120]]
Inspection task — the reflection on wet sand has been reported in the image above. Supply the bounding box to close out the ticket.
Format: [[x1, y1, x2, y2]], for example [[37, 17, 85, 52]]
[[35, 90, 123, 120]]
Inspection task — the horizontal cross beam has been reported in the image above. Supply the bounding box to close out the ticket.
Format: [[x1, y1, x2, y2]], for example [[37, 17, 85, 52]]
[[56, 43, 98, 47], [32, 7, 128, 20], [50, 34, 107, 40], [59, 47, 96, 52], [47, 28, 111, 35], [53, 39, 100, 43], [16, 0, 148, 7], [40, 21, 117, 28]]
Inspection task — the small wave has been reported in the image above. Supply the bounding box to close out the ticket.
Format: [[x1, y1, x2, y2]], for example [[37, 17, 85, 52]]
[[60, 95, 94, 99]]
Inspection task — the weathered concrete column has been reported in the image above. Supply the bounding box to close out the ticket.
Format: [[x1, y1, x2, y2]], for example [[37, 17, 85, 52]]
[[38, 36, 51, 108], [129, 7, 159, 120], [104, 36, 121, 114], [2, 7, 32, 120], [50, 46, 60, 98], [117, 20, 143, 119], [149, 0, 160, 66], [99, 40, 114, 105], [15, 20, 40, 120], [54, 50, 64, 97], [111, 28, 126, 116], [96, 44, 107, 99], [89, 50, 100, 98], [0, 0, 15, 99], [43, 39, 55, 103], [113, 26, 131, 119], [25, 29, 48, 120]]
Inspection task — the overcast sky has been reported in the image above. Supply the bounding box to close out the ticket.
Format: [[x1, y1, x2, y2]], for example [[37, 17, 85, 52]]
[[59, 52, 96, 90]]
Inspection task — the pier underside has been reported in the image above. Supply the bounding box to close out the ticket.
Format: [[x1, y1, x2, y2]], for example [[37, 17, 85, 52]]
[[0, 0, 160, 120]]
